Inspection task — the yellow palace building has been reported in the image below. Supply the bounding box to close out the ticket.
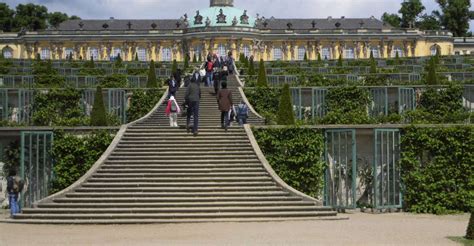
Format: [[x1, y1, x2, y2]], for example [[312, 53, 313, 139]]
[[0, 0, 454, 62]]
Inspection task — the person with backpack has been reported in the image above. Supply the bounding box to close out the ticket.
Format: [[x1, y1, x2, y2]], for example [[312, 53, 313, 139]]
[[227, 52, 235, 74], [6, 170, 24, 217], [205, 57, 214, 88], [237, 100, 249, 125], [185, 73, 201, 136], [165, 95, 181, 127], [168, 75, 179, 99], [217, 81, 233, 131]]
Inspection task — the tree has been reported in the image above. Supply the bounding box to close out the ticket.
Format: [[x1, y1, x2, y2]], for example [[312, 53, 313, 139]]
[[69, 15, 81, 20], [184, 54, 189, 70], [192, 53, 197, 63], [171, 59, 178, 75], [14, 3, 48, 31], [303, 52, 308, 61], [467, 211, 474, 240], [399, 0, 425, 28], [382, 12, 401, 28], [134, 53, 139, 61], [395, 51, 401, 65], [369, 51, 377, 74], [317, 52, 322, 63], [426, 57, 439, 85], [248, 57, 255, 76], [417, 14, 442, 30], [90, 86, 108, 126], [114, 53, 122, 68], [146, 60, 158, 88], [48, 12, 68, 28], [337, 53, 343, 67], [0, 3, 15, 32], [435, 0, 472, 37], [277, 84, 295, 125], [256, 59, 268, 87]]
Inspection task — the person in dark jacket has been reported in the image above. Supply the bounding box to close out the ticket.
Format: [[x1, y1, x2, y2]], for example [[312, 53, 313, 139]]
[[185, 74, 201, 136], [173, 69, 182, 88], [6, 170, 21, 217], [168, 75, 178, 99], [217, 81, 233, 131]]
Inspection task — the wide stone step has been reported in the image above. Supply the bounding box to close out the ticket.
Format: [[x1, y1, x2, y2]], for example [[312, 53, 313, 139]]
[[37, 200, 317, 209], [116, 143, 252, 148], [123, 133, 248, 137], [103, 159, 261, 164], [22, 206, 329, 214], [100, 164, 262, 169], [91, 172, 268, 178], [96, 167, 264, 173], [66, 191, 290, 198], [52, 196, 303, 203], [86, 176, 273, 183], [107, 155, 258, 160], [74, 186, 281, 193], [113, 147, 254, 152], [14, 211, 337, 220], [109, 151, 256, 156]]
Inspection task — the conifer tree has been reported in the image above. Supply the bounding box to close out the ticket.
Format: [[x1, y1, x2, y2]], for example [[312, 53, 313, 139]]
[[256, 59, 268, 87], [134, 53, 139, 61], [146, 60, 158, 88], [277, 84, 295, 125], [36, 53, 41, 61], [192, 53, 197, 63], [90, 86, 108, 126], [370, 51, 377, 74], [337, 53, 343, 67], [171, 59, 178, 75], [395, 51, 400, 65], [303, 52, 308, 61], [426, 57, 438, 85], [317, 52, 322, 63], [184, 54, 189, 70], [248, 57, 255, 76], [114, 53, 122, 68]]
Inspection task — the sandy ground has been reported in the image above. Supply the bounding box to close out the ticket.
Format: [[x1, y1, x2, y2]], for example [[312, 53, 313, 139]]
[[0, 211, 469, 246]]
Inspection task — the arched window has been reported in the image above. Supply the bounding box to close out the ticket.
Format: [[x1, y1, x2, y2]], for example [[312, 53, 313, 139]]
[[113, 48, 122, 58], [64, 48, 74, 59], [430, 45, 440, 56], [391, 47, 404, 58], [89, 48, 99, 60], [137, 48, 147, 61], [273, 47, 283, 60], [217, 44, 226, 58], [162, 48, 172, 61], [41, 48, 51, 60], [2, 47, 13, 59], [370, 47, 380, 58], [321, 47, 331, 60], [344, 47, 355, 59], [242, 45, 250, 58], [297, 46, 306, 61]]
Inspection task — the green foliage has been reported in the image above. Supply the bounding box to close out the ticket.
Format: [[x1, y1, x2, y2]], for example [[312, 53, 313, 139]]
[[320, 86, 371, 124], [32, 59, 65, 87], [303, 52, 308, 61], [248, 58, 255, 76], [426, 57, 439, 85], [467, 212, 474, 240], [400, 126, 473, 214], [99, 74, 127, 88], [0, 3, 15, 32], [244, 87, 281, 123], [48, 11, 68, 28], [14, 3, 48, 31], [90, 86, 108, 126], [171, 59, 178, 75], [317, 52, 322, 63], [2, 141, 20, 177], [253, 127, 326, 198], [382, 12, 402, 28], [134, 53, 139, 61], [277, 84, 295, 125], [50, 130, 113, 194], [256, 59, 268, 87], [127, 68, 147, 76], [127, 89, 164, 122], [436, 0, 472, 37], [337, 54, 343, 67], [418, 14, 442, 30], [146, 60, 158, 88], [192, 53, 197, 63], [399, 0, 425, 28], [184, 54, 189, 70], [369, 51, 377, 74], [32, 88, 88, 126], [84, 57, 95, 69], [114, 53, 123, 68]]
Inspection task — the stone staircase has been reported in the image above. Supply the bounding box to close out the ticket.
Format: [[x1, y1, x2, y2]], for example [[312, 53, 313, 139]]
[[11, 75, 340, 224]]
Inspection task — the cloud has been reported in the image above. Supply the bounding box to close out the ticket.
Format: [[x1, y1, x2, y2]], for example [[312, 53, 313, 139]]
[[4, 0, 473, 30]]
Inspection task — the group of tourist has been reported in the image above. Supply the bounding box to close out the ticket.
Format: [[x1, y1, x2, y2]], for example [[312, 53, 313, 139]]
[[164, 52, 249, 136]]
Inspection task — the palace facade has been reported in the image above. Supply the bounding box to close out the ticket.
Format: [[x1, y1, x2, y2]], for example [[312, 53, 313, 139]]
[[0, 0, 455, 62]]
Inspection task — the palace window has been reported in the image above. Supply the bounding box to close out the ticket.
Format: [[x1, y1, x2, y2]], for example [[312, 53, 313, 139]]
[[41, 48, 51, 60], [113, 48, 122, 58], [370, 47, 380, 58], [321, 47, 331, 60], [273, 47, 283, 60], [64, 48, 74, 59], [137, 48, 147, 61], [297, 46, 306, 61], [242, 45, 250, 58], [344, 47, 355, 59], [89, 48, 99, 60], [391, 47, 404, 58], [2, 47, 13, 59], [217, 44, 227, 58], [162, 48, 172, 61]]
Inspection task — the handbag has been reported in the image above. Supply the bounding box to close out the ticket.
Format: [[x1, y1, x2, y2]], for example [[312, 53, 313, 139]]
[[199, 69, 206, 77]]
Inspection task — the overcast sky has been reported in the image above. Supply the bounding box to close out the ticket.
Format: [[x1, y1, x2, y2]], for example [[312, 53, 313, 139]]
[[4, 0, 474, 31]]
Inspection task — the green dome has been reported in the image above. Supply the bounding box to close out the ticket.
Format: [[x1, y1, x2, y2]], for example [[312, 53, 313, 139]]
[[187, 7, 255, 28]]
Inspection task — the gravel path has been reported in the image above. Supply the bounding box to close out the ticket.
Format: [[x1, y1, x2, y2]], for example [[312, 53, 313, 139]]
[[0, 211, 469, 245]]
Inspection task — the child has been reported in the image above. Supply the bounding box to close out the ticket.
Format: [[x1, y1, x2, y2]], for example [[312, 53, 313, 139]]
[[237, 100, 249, 125], [165, 96, 181, 127]]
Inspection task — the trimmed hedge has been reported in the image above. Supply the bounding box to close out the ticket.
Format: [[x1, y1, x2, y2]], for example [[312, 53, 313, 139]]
[[253, 127, 326, 198], [400, 126, 474, 214]]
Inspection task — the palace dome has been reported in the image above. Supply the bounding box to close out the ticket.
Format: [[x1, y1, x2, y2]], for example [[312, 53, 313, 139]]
[[186, 6, 255, 29]]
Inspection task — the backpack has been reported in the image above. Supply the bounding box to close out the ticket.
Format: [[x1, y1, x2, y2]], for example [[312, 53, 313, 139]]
[[170, 100, 178, 113], [206, 61, 213, 72], [12, 176, 24, 193]]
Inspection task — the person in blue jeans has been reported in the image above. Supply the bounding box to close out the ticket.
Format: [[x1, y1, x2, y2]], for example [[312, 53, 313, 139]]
[[205, 57, 214, 87], [6, 170, 21, 217], [185, 74, 201, 136]]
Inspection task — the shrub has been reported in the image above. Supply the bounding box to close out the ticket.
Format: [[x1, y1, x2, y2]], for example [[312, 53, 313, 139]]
[[99, 74, 128, 88], [248, 58, 255, 76], [127, 89, 164, 122], [253, 127, 326, 198], [184, 54, 189, 70], [277, 84, 295, 125], [303, 52, 308, 61], [146, 60, 158, 88], [426, 57, 439, 85], [192, 53, 197, 63], [134, 53, 139, 61], [171, 59, 178, 75], [50, 130, 114, 194], [90, 86, 108, 126], [2, 141, 20, 177], [257, 59, 268, 87], [337, 53, 343, 67], [320, 86, 371, 124], [114, 53, 123, 68], [244, 87, 281, 123], [400, 126, 474, 214], [467, 212, 474, 240], [33, 60, 65, 87]]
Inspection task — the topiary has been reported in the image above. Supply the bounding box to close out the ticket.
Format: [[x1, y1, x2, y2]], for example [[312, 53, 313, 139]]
[[90, 86, 108, 126], [370, 50, 377, 74], [192, 53, 197, 63], [171, 59, 178, 75], [337, 53, 343, 67], [248, 57, 255, 76], [426, 57, 439, 85], [146, 60, 158, 88], [184, 54, 189, 70], [134, 53, 139, 61], [114, 53, 123, 68], [467, 211, 474, 240], [303, 52, 308, 61], [256, 59, 268, 87], [276, 84, 295, 125], [317, 52, 322, 63]]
